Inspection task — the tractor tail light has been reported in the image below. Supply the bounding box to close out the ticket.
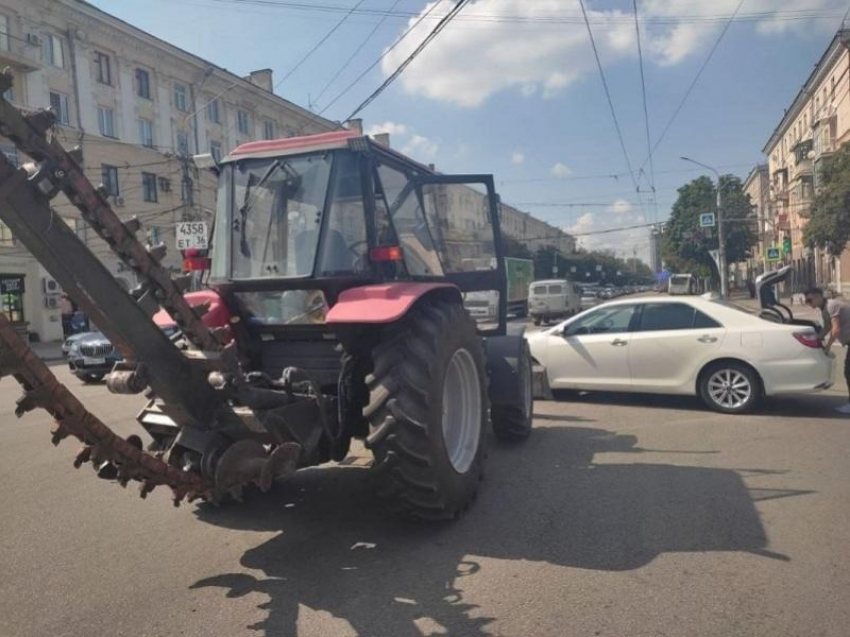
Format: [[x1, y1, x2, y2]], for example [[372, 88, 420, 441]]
[[370, 246, 403, 262], [183, 256, 211, 272]]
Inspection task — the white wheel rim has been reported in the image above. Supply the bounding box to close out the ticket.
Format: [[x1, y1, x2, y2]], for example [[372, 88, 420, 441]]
[[708, 369, 752, 410], [442, 348, 482, 473]]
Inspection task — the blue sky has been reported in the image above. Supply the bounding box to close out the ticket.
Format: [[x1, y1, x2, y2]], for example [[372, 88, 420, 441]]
[[89, 0, 847, 261]]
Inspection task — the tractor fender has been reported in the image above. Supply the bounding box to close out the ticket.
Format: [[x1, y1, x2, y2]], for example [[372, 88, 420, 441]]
[[153, 289, 233, 343], [326, 282, 460, 324], [484, 332, 531, 407]]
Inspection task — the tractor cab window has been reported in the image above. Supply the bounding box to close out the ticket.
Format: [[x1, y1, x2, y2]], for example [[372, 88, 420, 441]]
[[317, 153, 368, 276], [420, 182, 497, 273], [230, 154, 332, 279], [377, 164, 444, 277]]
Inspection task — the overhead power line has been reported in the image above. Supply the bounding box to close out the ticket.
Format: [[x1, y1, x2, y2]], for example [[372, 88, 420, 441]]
[[274, 0, 368, 91], [577, 0, 642, 203], [640, 0, 746, 170], [343, 0, 472, 121], [633, 0, 657, 222], [313, 0, 405, 106]]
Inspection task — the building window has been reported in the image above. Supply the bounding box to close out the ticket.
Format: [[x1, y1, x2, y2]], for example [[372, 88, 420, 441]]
[[0, 275, 25, 322], [97, 106, 115, 137], [0, 222, 14, 246], [138, 118, 153, 148], [3, 81, 13, 103], [94, 51, 111, 85], [49, 91, 69, 125], [74, 219, 88, 243], [174, 83, 188, 112], [44, 34, 65, 68], [142, 172, 158, 203], [135, 68, 151, 99], [206, 98, 220, 123], [101, 164, 119, 196], [209, 140, 221, 162], [237, 109, 251, 135], [176, 130, 189, 156], [0, 15, 9, 52], [150, 227, 160, 245], [263, 119, 275, 140]]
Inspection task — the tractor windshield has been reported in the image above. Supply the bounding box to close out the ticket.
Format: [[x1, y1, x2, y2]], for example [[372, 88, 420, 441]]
[[213, 151, 370, 280]]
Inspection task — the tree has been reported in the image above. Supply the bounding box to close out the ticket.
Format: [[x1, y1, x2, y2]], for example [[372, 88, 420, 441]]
[[805, 143, 850, 256], [662, 175, 756, 278]]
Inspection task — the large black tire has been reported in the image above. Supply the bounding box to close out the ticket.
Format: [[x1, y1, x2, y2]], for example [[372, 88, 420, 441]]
[[698, 361, 761, 414], [364, 298, 489, 520], [491, 340, 534, 442], [81, 373, 105, 384], [532, 316, 542, 326]]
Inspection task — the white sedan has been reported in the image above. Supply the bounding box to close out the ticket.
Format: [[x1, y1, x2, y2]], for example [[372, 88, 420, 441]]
[[526, 296, 835, 414]]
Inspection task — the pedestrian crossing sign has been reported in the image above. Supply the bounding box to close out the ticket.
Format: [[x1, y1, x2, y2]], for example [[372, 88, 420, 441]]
[[766, 247, 781, 261]]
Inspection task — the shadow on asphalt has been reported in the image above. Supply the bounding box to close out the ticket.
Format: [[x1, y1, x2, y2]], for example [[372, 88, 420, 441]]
[[550, 390, 850, 420], [191, 426, 811, 636]]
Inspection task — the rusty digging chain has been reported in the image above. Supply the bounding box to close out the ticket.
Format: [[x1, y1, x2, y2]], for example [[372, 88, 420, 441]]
[[0, 72, 222, 353], [0, 314, 213, 505]]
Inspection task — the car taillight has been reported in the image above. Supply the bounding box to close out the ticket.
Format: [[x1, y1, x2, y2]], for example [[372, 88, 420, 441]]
[[793, 331, 821, 349]]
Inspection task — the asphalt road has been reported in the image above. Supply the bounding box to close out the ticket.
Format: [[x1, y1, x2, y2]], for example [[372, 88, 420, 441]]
[[2, 357, 850, 637]]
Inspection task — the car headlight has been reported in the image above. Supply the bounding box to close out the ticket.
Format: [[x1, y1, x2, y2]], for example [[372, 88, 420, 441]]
[[69, 342, 80, 353]]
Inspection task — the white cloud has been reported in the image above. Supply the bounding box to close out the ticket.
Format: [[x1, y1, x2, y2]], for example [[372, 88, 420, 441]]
[[550, 162, 572, 178], [381, 0, 842, 107], [511, 151, 525, 165], [607, 198, 633, 216], [365, 121, 409, 137], [402, 134, 440, 158]]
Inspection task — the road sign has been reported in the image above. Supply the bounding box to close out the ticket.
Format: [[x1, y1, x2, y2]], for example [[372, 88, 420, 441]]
[[175, 221, 208, 250], [595, 265, 602, 272], [585, 272, 591, 278], [551, 266, 558, 275], [766, 246, 781, 262], [570, 266, 577, 273], [699, 212, 716, 228]]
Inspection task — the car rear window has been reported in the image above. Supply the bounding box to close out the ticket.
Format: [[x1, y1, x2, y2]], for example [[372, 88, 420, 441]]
[[531, 285, 547, 295], [548, 284, 563, 295]]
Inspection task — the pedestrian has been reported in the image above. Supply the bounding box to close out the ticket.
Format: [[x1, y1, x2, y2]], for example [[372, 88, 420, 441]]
[[804, 288, 850, 414]]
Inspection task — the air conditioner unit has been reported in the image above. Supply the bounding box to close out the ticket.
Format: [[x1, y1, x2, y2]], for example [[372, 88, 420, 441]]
[[26, 34, 42, 47], [158, 177, 171, 193], [111, 195, 125, 207], [44, 296, 60, 310], [42, 277, 61, 294]]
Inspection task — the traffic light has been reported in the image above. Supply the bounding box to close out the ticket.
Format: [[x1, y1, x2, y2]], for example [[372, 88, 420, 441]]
[[782, 237, 792, 255]]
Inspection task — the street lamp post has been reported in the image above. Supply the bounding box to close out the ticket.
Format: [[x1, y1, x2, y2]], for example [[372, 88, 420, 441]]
[[681, 156, 728, 299]]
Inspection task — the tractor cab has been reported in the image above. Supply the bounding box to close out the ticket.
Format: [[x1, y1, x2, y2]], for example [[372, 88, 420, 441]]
[[209, 131, 507, 335]]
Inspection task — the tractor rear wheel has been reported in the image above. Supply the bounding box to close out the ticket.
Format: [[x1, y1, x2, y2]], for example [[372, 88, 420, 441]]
[[364, 298, 488, 520]]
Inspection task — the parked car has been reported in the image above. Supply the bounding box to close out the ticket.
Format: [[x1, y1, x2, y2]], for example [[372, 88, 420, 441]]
[[61, 332, 89, 357], [66, 331, 122, 383], [529, 279, 582, 326], [526, 296, 834, 414], [668, 274, 696, 295]]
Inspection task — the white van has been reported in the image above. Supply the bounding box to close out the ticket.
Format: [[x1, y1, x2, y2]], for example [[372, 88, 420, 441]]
[[529, 279, 581, 326], [668, 274, 695, 295]]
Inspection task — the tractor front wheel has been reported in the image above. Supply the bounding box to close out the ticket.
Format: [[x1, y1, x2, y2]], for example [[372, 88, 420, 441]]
[[364, 298, 488, 520]]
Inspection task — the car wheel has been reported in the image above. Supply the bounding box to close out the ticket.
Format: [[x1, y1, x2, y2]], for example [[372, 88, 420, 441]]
[[82, 373, 105, 384], [699, 362, 761, 414], [532, 316, 541, 326]]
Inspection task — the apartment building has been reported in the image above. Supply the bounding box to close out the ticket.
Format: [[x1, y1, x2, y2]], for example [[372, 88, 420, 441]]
[[0, 0, 338, 341], [499, 202, 576, 256], [762, 29, 850, 293]]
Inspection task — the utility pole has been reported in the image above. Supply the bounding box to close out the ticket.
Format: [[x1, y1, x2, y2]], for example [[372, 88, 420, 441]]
[[681, 156, 728, 299]]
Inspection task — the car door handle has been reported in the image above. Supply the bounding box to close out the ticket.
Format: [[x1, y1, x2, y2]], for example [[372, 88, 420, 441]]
[[697, 335, 718, 343], [611, 338, 628, 346]]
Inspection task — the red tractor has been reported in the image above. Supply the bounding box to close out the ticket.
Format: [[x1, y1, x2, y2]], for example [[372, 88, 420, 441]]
[[0, 82, 533, 520]]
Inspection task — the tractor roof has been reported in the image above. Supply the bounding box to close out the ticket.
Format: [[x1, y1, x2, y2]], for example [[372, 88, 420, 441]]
[[226, 130, 358, 162], [224, 130, 438, 175]]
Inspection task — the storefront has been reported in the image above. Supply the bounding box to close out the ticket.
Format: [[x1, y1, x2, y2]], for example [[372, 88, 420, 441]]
[[0, 274, 26, 326]]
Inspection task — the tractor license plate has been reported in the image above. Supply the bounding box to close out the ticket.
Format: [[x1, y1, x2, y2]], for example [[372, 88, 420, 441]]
[[84, 357, 106, 366]]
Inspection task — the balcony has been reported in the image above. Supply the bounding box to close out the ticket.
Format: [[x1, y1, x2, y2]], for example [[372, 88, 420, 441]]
[[0, 46, 43, 73]]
